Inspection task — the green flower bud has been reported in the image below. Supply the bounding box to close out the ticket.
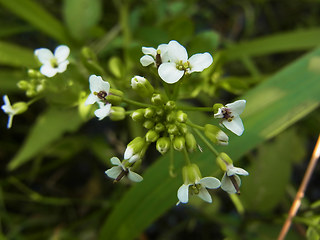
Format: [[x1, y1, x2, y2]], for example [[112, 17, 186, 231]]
[[167, 123, 179, 135], [154, 123, 165, 132], [213, 103, 224, 114], [173, 136, 185, 151], [143, 120, 155, 129], [178, 123, 188, 135], [185, 132, 197, 152], [182, 164, 202, 184], [131, 109, 145, 121], [105, 88, 123, 105], [124, 137, 146, 162], [151, 93, 165, 105], [176, 110, 187, 123], [165, 101, 176, 111], [204, 124, 229, 145], [81, 46, 98, 62], [27, 69, 40, 78], [144, 107, 154, 118], [12, 102, 28, 115], [109, 107, 125, 121], [131, 76, 154, 97], [145, 129, 159, 142], [156, 137, 171, 154], [166, 111, 176, 122], [216, 152, 233, 172], [17, 80, 29, 90], [156, 108, 164, 116]]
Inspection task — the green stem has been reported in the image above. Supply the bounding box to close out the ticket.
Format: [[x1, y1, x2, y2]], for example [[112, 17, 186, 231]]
[[27, 96, 42, 106], [125, 110, 135, 115], [169, 141, 176, 177], [182, 147, 192, 165], [186, 120, 204, 131], [172, 81, 182, 100], [178, 106, 213, 112], [193, 128, 219, 156], [122, 98, 154, 108], [229, 194, 245, 215]]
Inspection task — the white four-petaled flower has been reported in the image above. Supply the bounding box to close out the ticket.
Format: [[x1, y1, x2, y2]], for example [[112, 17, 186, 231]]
[[214, 100, 246, 136], [34, 45, 70, 77], [158, 40, 213, 84], [140, 44, 169, 67], [85, 75, 111, 120], [105, 157, 143, 182], [221, 165, 249, 194], [177, 177, 221, 204], [1, 95, 17, 129]]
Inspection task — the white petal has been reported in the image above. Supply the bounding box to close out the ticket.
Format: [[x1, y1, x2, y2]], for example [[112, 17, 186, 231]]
[[140, 55, 155, 67], [197, 188, 212, 203], [40, 64, 57, 77], [199, 177, 221, 189], [217, 131, 229, 145], [94, 103, 111, 120], [177, 184, 189, 203], [54, 45, 70, 62], [128, 154, 139, 163], [214, 108, 224, 119], [57, 60, 69, 73], [226, 100, 246, 116], [89, 75, 110, 93], [105, 166, 122, 179], [221, 174, 241, 194], [35, 48, 54, 64], [124, 146, 133, 160], [84, 93, 98, 106], [3, 95, 10, 107], [222, 116, 244, 136], [188, 52, 213, 73], [110, 157, 122, 166], [167, 40, 188, 62], [227, 167, 249, 176], [142, 47, 157, 57], [127, 170, 143, 182], [158, 63, 184, 84]]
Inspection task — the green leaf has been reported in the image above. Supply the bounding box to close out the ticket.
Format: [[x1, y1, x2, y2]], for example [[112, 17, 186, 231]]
[[0, 41, 37, 68], [0, 70, 26, 92], [0, 0, 69, 43], [63, 0, 102, 41], [8, 107, 84, 171], [189, 30, 220, 55], [99, 47, 320, 240], [221, 28, 320, 62]]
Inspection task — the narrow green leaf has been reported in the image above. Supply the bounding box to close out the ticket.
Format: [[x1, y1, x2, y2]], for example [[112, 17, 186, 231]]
[[8, 107, 84, 171], [99, 48, 320, 240], [63, 0, 102, 41], [0, 41, 37, 68], [221, 28, 320, 62], [0, 0, 69, 43]]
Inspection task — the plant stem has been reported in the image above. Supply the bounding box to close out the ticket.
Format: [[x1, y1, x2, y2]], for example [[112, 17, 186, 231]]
[[193, 128, 219, 157], [182, 147, 192, 165], [122, 98, 154, 108], [178, 106, 213, 112], [186, 120, 204, 131]]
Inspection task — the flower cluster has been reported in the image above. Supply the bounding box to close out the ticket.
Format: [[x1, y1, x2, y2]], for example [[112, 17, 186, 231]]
[[2, 40, 248, 205]]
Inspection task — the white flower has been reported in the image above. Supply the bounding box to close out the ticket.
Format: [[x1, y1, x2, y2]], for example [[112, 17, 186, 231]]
[[177, 177, 221, 204], [1, 95, 17, 129], [105, 157, 143, 182], [34, 45, 70, 77], [158, 40, 213, 84], [140, 44, 169, 67], [94, 102, 111, 120], [214, 100, 246, 136], [221, 165, 249, 194]]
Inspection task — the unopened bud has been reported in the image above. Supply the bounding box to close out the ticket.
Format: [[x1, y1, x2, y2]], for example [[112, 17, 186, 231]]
[[213, 103, 224, 114], [131, 109, 145, 121], [176, 110, 187, 123], [156, 137, 171, 154], [106, 89, 123, 105], [165, 101, 176, 111], [144, 107, 155, 118], [131, 76, 154, 97], [182, 164, 202, 184], [124, 137, 146, 162], [109, 107, 125, 121], [166, 111, 176, 122], [143, 120, 155, 129], [145, 130, 159, 142], [12, 102, 28, 114], [204, 124, 229, 145], [178, 123, 188, 135], [17, 80, 29, 90], [154, 123, 165, 132], [173, 136, 185, 151], [151, 93, 165, 105], [167, 123, 179, 135], [185, 132, 197, 152], [216, 152, 233, 172]]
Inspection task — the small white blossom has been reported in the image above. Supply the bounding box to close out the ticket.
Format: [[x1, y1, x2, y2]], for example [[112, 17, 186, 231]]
[[94, 102, 111, 120], [105, 157, 143, 182], [158, 40, 213, 84], [34, 45, 70, 77], [221, 165, 249, 194], [214, 100, 246, 136], [140, 44, 169, 67], [1, 95, 16, 129], [177, 177, 220, 205]]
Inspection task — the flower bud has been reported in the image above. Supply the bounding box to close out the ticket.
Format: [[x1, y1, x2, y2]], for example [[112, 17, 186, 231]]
[[166, 111, 176, 122], [109, 107, 125, 121], [182, 164, 202, 184], [173, 136, 185, 151], [106, 89, 123, 105], [216, 152, 233, 172], [167, 123, 179, 135], [185, 132, 197, 152], [124, 137, 146, 162], [28, 69, 40, 78], [156, 108, 164, 116], [176, 110, 187, 123], [151, 93, 165, 105], [12, 102, 28, 115], [156, 137, 171, 154], [165, 101, 176, 111], [213, 103, 224, 114], [144, 107, 155, 118], [131, 109, 145, 121], [17, 80, 29, 90], [143, 120, 155, 129], [145, 129, 159, 142], [154, 123, 165, 132], [204, 124, 229, 145], [177, 123, 188, 135], [131, 76, 154, 97]]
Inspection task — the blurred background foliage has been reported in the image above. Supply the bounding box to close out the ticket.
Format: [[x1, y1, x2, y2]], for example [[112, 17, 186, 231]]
[[0, 0, 320, 239]]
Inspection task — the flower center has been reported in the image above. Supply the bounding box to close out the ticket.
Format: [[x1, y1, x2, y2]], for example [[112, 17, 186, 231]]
[[114, 169, 129, 183], [222, 108, 234, 122], [176, 60, 189, 71], [94, 91, 108, 100], [189, 183, 202, 195], [50, 58, 59, 68]]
